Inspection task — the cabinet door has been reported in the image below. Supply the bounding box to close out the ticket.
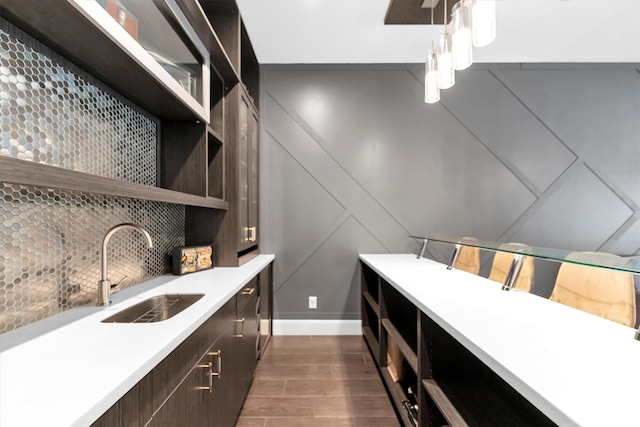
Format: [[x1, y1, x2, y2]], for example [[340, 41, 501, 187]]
[[238, 96, 250, 247], [247, 109, 259, 246], [257, 262, 272, 358], [238, 94, 259, 252], [235, 291, 259, 399], [147, 354, 211, 426]]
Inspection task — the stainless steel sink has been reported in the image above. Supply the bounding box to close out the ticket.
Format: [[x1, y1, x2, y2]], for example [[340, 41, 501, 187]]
[[101, 294, 204, 323]]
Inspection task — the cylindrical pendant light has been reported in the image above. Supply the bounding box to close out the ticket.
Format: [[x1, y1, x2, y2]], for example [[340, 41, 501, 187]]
[[471, 0, 496, 47], [452, 1, 473, 70], [437, 0, 455, 89], [424, 46, 440, 104]]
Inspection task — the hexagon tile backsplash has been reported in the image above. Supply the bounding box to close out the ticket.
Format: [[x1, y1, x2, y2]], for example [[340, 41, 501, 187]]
[[0, 19, 184, 334]]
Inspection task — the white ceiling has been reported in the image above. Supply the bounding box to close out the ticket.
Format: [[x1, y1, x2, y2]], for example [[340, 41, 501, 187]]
[[236, 0, 640, 64]]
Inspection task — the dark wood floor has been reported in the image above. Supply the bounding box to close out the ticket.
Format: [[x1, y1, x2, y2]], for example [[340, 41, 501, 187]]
[[238, 336, 400, 427]]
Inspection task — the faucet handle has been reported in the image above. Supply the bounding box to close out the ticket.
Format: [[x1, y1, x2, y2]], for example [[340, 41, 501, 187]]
[[110, 275, 129, 292]]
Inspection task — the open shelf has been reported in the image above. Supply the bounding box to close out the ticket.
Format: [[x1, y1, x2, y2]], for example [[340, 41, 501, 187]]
[[382, 280, 418, 360], [425, 316, 554, 426], [381, 319, 418, 374], [379, 365, 417, 427], [0, 155, 227, 210], [422, 380, 468, 427], [210, 67, 225, 136], [175, 0, 238, 85], [240, 20, 259, 109], [199, 0, 240, 74], [361, 263, 380, 302], [207, 130, 224, 200], [363, 291, 380, 316]]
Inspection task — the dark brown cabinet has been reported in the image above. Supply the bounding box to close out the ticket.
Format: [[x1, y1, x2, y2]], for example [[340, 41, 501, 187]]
[[360, 261, 554, 427], [92, 261, 273, 427], [238, 96, 260, 252]]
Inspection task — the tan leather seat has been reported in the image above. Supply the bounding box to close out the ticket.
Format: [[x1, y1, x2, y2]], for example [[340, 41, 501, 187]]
[[487, 243, 534, 293], [453, 238, 480, 275], [550, 252, 635, 327]]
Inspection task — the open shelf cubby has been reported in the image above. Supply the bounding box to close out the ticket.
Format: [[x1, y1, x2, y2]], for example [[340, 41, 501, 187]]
[[207, 130, 224, 200], [382, 281, 418, 359], [421, 315, 554, 426]]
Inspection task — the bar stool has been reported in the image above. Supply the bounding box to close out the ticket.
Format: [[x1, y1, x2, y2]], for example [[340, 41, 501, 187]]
[[452, 238, 480, 275], [549, 252, 635, 327]]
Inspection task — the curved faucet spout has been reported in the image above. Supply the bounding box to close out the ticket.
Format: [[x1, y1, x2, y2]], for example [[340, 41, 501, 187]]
[[98, 223, 153, 306]]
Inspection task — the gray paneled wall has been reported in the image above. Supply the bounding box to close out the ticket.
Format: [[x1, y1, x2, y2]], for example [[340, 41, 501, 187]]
[[260, 63, 640, 321]]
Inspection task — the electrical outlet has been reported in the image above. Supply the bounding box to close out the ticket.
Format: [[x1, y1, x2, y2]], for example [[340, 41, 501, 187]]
[[308, 296, 317, 309]]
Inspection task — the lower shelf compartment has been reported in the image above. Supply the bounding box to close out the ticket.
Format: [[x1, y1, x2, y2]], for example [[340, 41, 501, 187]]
[[422, 379, 468, 427]]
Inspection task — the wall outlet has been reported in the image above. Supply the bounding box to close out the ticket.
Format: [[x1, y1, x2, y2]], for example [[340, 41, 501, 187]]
[[308, 296, 317, 310]]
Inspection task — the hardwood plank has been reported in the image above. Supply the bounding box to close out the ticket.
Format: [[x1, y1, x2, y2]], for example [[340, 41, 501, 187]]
[[264, 418, 355, 427], [0, 156, 227, 210], [313, 396, 397, 418], [240, 396, 314, 418], [247, 379, 286, 397], [330, 364, 380, 380], [258, 353, 369, 366], [423, 379, 469, 427], [236, 418, 266, 427], [283, 379, 387, 397]]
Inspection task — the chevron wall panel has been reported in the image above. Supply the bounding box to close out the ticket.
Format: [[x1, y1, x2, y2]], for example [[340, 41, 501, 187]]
[[260, 64, 640, 319]]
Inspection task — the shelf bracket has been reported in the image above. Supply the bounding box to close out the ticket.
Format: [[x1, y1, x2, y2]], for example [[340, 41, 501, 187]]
[[501, 254, 525, 291], [417, 238, 429, 259], [447, 244, 462, 270]]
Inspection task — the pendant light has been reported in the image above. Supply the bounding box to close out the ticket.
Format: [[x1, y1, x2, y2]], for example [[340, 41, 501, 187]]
[[452, 0, 473, 70], [424, 44, 440, 104], [437, 0, 455, 89], [471, 0, 496, 47], [424, 5, 439, 104]]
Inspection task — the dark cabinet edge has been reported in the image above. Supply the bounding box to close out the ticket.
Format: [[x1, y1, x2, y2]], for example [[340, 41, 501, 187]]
[[175, 0, 239, 86], [0, 156, 228, 210]]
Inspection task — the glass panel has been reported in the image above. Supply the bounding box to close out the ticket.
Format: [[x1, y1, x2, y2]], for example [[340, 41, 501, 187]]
[[409, 235, 640, 274], [238, 98, 249, 244], [95, 0, 203, 102]]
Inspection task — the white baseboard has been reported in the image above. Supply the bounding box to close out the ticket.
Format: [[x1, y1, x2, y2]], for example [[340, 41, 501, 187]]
[[273, 319, 362, 336]]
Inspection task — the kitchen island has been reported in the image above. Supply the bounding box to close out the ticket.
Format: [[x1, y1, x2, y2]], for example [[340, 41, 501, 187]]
[[360, 253, 640, 427]]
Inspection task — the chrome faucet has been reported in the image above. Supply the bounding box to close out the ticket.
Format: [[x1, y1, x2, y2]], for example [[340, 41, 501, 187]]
[[97, 223, 153, 306]]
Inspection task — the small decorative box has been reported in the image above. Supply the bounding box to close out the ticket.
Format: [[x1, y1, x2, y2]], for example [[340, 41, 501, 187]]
[[173, 245, 213, 275]]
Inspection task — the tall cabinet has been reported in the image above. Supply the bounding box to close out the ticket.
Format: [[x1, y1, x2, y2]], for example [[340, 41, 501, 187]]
[[192, 0, 261, 267]]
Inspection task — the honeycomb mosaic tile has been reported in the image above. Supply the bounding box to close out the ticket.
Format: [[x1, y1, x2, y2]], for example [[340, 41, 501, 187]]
[[0, 19, 184, 334], [0, 21, 157, 185], [0, 183, 185, 334]]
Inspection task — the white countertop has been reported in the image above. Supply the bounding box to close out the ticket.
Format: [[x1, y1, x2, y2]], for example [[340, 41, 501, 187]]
[[360, 254, 640, 427], [0, 254, 274, 427]]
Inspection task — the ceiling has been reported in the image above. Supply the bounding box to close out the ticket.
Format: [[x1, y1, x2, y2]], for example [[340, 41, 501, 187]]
[[235, 0, 640, 64]]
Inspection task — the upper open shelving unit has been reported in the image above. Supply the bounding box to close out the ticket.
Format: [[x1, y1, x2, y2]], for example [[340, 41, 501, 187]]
[[0, 0, 241, 210], [0, 0, 237, 122]]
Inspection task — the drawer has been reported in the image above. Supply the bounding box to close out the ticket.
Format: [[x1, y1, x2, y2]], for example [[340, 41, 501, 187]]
[[237, 276, 258, 312]]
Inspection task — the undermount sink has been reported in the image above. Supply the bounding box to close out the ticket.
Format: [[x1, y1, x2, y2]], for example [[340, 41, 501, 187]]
[[101, 294, 204, 323]]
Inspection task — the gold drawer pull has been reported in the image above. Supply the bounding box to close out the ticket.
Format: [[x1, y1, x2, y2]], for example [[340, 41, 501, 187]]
[[196, 362, 213, 393], [241, 287, 255, 295], [208, 350, 222, 378], [234, 318, 245, 338]]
